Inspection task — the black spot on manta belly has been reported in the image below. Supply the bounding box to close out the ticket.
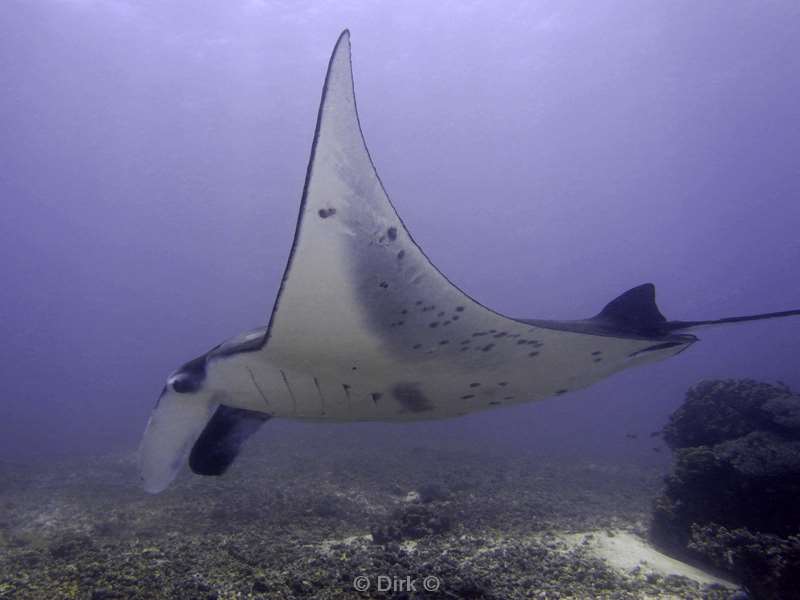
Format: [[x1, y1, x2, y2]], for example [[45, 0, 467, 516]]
[[387, 226, 397, 240], [392, 383, 432, 413], [429, 321, 439, 328], [371, 392, 382, 403], [469, 382, 481, 388], [555, 389, 568, 395], [379, 281, 389, 289], [456, 306, 465, 312], [318, 208, 336, 218], [461, 394, 475, 400], [481, 343, 495, 352], [592, 351, 603, 356], [397, 250, 405, 260]]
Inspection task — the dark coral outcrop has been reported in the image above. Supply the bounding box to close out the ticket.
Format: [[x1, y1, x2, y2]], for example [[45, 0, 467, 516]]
[[651, 379, 800, 599]]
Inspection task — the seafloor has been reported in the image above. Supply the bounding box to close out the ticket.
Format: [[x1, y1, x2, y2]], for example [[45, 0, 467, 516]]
[[0, 424, 738, 599]]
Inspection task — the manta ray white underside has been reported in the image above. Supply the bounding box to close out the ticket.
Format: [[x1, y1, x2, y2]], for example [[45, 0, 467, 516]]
[[139, 31, 800, 493]]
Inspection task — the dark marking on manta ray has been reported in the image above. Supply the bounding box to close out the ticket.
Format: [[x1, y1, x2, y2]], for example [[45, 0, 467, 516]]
[[342, 384, 352, 402], [387, 226, 397, 241], [469, 382, 481, 388], [379, 281, 389, 289], [415, 300, 423, 305], [456, 306, 465, 312], [443, 320, 451, 326], [412, 343, 422, 349], [392, 383, 432, 413], [401, 309, 408, 315], [489, 329, 497, 333], [371, 392, 382, 403], [472, 332, 487, 337], [352, 366, 357, 371], [318, 208, 336, 218], [529, 351, 540, 357], [489, 401, 501, 405], [555, 389, 568, 395], [592, 351, 603, 356], [397, 250, 405, 260], [517, 340, 527, 345], [461, 394, 475, 400], [593, 358, 603, 363], [498, 381, 508, 387], [460, 347, 469, 352], [439, 340, 449, 345], [438, 311, 445, 317], [494, 332, 507, 338], [503, 395, 514, 400], [452, 315, 459, 321], [460, 339, 470, 345], [482, 343, 495, 352], [429, 321, 439, 328]]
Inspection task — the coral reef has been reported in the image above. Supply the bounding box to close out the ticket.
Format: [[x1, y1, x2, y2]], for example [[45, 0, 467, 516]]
[[651, 379, 800, 599]]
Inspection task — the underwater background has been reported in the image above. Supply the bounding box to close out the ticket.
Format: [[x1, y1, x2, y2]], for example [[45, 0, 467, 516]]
[[1, 1, 799, 598]]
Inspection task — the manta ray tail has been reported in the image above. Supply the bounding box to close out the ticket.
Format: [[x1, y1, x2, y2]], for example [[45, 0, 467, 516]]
[[666, 309, 800, 332], [593, 283, 800, 337]]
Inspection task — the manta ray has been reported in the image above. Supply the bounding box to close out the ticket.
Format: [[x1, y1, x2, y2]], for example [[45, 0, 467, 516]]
[[139, 30, 800, 493]]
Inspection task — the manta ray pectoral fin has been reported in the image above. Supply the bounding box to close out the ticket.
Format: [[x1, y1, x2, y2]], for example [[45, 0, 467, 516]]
[[189, 406, 271, 476], [139, 388, 217, 493]]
